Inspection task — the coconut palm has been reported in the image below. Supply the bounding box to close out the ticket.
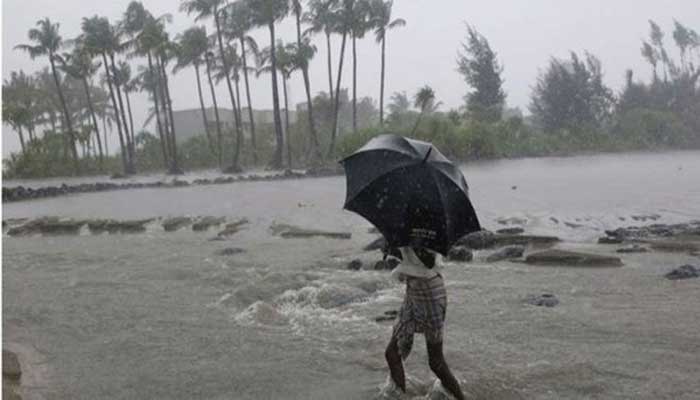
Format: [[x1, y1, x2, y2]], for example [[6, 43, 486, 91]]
[[247, 0, 290, 169], [181, 0, 243, 172], [222, 0, 260, 164], [291, 0, 322, 162], [411, 85, 439, 135], [2, 71, 38, 153], [114, 61, 137, 163], [135, 65, 170, 164], [15, 18, 80, 171], [154, 34, 183, 174], [79, 15, 131, 174], [258, 41, 299, 169], [327, 0, 355, 158], [204, 48, 224, 167], [56, 47, 105, 165], [305, 0, 339, 104], [370, 0, 405, 126], [349, 0, 371, 134], [174, 26, 217, 155]]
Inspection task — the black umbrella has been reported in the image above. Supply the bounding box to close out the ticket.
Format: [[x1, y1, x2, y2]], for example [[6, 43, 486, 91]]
[[340, 134, 481, 255]]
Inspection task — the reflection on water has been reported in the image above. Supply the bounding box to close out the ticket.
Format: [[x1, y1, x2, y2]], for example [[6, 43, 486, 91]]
[[3, 151, 700, 399]]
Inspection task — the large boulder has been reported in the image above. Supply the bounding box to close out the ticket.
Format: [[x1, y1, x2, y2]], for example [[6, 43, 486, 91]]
[[38, 219, 85, 235], [664, 265, 699, 280], [525, 249, 623, 267], [87, 219, 153, 234], [455, 230, 496, 249], [486, 245, 525, 262], [347, 259, 363, 271], [616, 245, 648, 253], [270, 222, 351, 239], [162, 216, 193, 232], [374, 258, 400, 270], [447, 246, 473, 262], [7, 217, 58, 236], [525, 293, 559, 307], [493, 234, 560, 247], [645, 239, 700, 253], [216, 218, 250, 238], [192, 216, 225, 231], [496, 227, 525, 235]]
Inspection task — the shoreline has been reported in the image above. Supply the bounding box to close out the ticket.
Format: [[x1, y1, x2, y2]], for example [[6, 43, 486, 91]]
[[1, 166, 343, 203]]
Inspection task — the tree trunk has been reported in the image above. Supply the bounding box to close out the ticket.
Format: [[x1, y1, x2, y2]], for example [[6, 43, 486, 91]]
[[102, 52, 129, 174], [147, 52, 169, 169], [282, 73, 291, 170], [234, 72, 244, 165], [269, 22, 285, 169], [49, 111, 57, 135], [102, 116, 109, 157], [110, 53, 135, 173], [379, 35, 386, 126], [156, 55, 174, 169], [228, 45, 244, 169], [205, 52, 224, 168], [214, 9, 242, 171], [125, 90, 135, 145], [328, 30, 348, 158], [49, 53, 79, 173], [240, 37, 258, 164], [326, 32, 334, 103], [352, 33, 357, 134], [411, 109, 425, 135], [294, 10, 321, 163], [17, 125, 26, 153], [194, 63, 215, 155], [158, 54, 180, 174], [82, 77, 104, 166]]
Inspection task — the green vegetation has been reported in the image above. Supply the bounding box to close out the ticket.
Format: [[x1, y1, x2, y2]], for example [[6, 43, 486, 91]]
[[3, 3, 700, 179]]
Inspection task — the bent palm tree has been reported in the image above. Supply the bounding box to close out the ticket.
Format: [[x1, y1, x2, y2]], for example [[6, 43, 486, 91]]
[[411, 85, 439, 135], [15, 18, 80, 172], [328, 0, 354, 159]]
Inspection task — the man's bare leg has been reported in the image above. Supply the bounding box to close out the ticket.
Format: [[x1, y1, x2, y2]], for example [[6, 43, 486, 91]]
[[384, 336, 406, 393], [426, 340, 465, 400]]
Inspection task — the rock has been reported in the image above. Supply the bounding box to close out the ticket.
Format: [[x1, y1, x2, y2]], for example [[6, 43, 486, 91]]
[[384, 310, 399, 317], [486, 245, 525, 262], [171, 179, 189, 187], [347, 259, 363, 270], [616, 245, 648, 253], [87, 219, 153, 234], [3, 350, 21, 380], [364, 236, 387, 251], [496, 217, 527, 225], [447, 246, 473, 262], [455, 230, 496, 249], [598, 236, 623, 244], [564, 221, 584, 228], [375, 314, 397, 322], [7, 217, 57, 236], [216, 218, 250, 238], [222, 164, 243, 174], [525, 250, 623, 267], [374, 258, 400, 270], [496, 227, 525, 235], [645, 239, 700, 253], [525, 293, 559, 307], [192, 216, 225, 231], [664, 265, 699, 280], [110, 172, 128, 179], [162, 216, 193, 232], [270, 222, 351, 239], [216, 247, 246, 256], [493, 234, 560, 247], [38, 219, 85, 235], [550, 217, 560, 224]]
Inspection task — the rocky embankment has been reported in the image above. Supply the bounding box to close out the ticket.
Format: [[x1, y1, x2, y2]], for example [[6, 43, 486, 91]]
[[2, 166, 343, 203]]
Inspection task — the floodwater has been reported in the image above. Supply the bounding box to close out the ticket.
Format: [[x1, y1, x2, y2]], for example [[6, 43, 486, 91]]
[[3, 151, 700, 399]]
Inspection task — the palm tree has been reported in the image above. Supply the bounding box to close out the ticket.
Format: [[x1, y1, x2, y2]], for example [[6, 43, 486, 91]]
[[248, 0, 290, 170], [370, 0, 405, 126], [349, 0, 371, 135], [411, 85, 438, 135], [291, 0, 321, 162], [57, 47, 105, 165], [80, 15, 131, 174], [258, 41, 298, 169], [181, 0, 243, 172], [305, 0, 339, 104], [174, 26, 217, 155], [135, 65, 169, 165], [155, 35, 183, 174], [15, 18, 80, 172], [2, 71, 37, 153], [114, 61, 137, 165], [328, 0, 355, 158], [205, 49, 224, 167], [222, 0, 260, 164]]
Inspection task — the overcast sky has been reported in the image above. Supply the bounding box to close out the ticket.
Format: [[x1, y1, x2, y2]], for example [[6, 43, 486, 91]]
[[3, 0, 700, 156]]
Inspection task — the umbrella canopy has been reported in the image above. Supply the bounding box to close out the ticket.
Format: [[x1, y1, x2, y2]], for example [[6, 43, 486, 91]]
[[340, 134, 481, 255]]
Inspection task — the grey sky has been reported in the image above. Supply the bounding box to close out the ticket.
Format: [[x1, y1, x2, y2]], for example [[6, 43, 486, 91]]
[[3, 0, 700, 156]]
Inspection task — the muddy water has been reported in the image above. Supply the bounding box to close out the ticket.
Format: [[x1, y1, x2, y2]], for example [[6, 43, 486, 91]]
[[3, 151, 700, 399]]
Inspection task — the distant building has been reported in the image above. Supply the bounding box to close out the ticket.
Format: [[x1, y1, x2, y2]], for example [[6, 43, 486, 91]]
[[170, 107, 297, 143]]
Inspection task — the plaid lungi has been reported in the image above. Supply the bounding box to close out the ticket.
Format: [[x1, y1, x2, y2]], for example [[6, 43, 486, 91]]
[[392, 274, 447, 356]]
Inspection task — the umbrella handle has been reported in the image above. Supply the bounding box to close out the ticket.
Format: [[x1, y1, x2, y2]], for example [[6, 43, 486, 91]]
[[421, 148, 433, 164]]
